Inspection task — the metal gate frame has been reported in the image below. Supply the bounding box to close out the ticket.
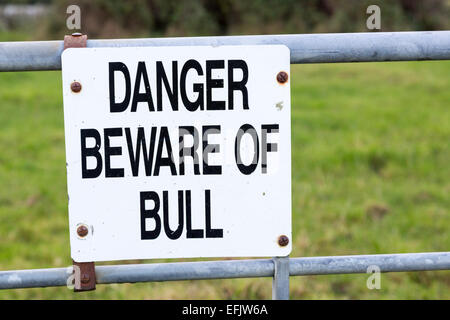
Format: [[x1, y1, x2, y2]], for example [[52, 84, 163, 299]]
[[0, 31, 449, 299]]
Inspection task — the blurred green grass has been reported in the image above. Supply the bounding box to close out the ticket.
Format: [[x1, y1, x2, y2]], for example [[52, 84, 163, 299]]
[[0, 43, 449, 299]]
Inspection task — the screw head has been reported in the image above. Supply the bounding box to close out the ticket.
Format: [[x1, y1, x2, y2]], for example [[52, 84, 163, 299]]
[[70, 81, 82, 93], [77, 225, 89, 238], [276, 71, 289, 84], [80, 273, 90, 284], [278, 235, 289, 247]]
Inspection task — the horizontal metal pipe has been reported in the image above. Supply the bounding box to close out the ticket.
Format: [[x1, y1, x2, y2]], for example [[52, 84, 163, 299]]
[[97, 259, 275, 284], [0, 267, 70, 289], [289, 252, 450, 275], [0, 31, 449, 71], [0, 252, 448, 289]]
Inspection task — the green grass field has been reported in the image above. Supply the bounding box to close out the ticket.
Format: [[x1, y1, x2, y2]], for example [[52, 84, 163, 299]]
[[0, 46, 449, 299]]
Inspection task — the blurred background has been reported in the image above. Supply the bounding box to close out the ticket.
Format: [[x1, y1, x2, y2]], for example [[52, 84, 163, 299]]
[[0, 0, 449, 39], [0, 0, 449, 299]]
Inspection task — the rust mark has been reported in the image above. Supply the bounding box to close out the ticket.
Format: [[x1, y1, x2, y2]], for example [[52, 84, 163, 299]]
[[275, 101, 284, 110]]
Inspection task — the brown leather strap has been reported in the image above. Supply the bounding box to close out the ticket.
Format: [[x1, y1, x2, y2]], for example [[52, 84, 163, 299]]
[[64, 33, 95, 292], [72, 260, 96, 292], [63, 33, 87, 50]]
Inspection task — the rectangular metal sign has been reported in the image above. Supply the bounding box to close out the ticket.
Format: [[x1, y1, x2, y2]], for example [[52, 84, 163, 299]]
[[62, 45, 291, 262]]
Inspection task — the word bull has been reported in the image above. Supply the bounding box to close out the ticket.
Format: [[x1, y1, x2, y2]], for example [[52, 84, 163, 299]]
[[140, 189, 223, 240]]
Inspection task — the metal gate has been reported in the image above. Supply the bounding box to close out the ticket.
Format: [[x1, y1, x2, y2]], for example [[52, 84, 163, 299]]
[[1, 31, 449, 299]]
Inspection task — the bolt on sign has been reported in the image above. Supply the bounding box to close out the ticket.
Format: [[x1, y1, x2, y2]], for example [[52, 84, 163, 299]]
[[62, 45, 291, 262]]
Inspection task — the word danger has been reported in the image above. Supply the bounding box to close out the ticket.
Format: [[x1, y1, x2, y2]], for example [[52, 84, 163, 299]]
[[109, 59, 249, 112], [78, 58, 283, 242]]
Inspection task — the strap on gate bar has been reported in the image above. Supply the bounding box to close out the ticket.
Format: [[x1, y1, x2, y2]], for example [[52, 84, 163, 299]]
[[72, 260, 96, 292], [64, 32, 87, 50], [64, 33, 96, 292]]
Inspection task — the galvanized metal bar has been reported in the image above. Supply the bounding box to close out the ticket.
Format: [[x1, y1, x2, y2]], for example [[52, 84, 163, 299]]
[[0, 252, 448, 290], [96, 258, 275, 284], [272, 257, 290, 300], [289, 252, 450, 275], [1, 31, 449, 71], [0, 266, 71, 289]]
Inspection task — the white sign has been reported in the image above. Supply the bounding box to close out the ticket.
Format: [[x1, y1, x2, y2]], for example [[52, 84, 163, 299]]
[[62, 45, 291, 262]]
